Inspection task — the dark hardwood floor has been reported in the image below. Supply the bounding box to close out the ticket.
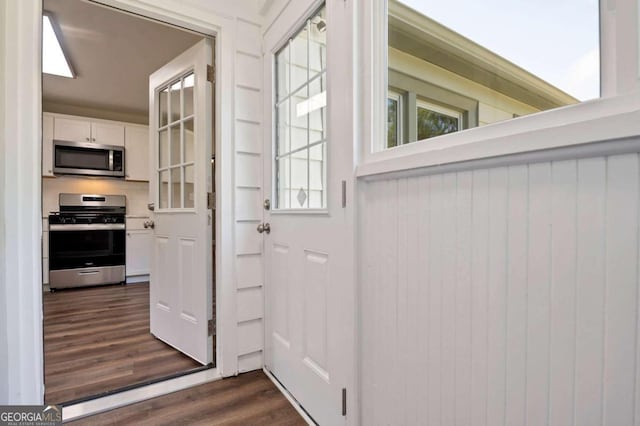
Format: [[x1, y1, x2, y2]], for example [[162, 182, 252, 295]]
[[44, 283, 201, 405], [68, 371, 306, 425]]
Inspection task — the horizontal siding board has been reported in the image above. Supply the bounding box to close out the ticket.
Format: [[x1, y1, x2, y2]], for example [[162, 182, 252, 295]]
[[237, 286, 263, 322], [237, 319, 263, 355], [238, 351, 263, 373]]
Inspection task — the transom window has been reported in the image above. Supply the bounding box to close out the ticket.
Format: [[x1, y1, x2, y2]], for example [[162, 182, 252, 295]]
[[274, 5, 327, 210], [157, 71, 195, 210]]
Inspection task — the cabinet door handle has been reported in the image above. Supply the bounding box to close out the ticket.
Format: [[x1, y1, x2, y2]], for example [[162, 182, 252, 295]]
[[85, 137, 90, 141]]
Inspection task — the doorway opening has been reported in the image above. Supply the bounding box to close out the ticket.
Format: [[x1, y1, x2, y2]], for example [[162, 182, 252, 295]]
[[41, 0, 216, 406]]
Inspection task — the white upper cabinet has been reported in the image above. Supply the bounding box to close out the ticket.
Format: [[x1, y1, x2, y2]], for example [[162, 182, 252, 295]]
[[53, 117, 91, 143], [53, 116, 125, 146], [125, 125, 149, 181], [91, 121, 125, 146], [42, 114, 54, 177]]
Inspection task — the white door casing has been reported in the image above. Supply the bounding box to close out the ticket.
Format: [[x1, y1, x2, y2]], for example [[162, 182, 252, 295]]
[[149, 38, 213, 365], [263, 2, 354, 424]]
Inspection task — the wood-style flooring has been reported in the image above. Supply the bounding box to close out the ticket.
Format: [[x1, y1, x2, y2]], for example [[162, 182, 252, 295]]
[[68, 371, 306, 426], [44, 283, 201, 405]]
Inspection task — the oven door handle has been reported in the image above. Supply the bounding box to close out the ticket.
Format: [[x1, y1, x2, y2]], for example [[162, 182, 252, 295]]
[[78, 271, 101, 275], [49, 224, 125, 231]]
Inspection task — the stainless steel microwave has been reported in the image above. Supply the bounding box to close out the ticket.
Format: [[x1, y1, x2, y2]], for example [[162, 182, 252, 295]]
[[53, 140, 125, 177]]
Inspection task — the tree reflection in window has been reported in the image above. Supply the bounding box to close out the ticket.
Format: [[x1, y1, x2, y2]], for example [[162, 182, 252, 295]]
[[417, 106, 459, 140], [387, 98, 399, 148]]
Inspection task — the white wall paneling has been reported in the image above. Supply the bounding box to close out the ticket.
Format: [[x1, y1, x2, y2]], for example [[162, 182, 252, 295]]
[[359, 141, 640, 425]]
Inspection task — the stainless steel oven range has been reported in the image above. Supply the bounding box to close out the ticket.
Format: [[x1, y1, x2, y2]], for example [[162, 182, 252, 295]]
[[49, 193, 126, 290]]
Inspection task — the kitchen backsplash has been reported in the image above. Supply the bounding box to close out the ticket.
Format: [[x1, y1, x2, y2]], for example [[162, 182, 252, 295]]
[[43, 177, 149, 217]]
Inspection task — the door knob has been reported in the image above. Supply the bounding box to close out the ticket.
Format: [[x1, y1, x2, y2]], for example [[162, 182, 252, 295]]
[[143, 220, 155, 229], [257, 223, 271, 234]]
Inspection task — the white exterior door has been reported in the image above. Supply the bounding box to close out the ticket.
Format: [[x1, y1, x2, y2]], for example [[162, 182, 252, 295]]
[[264, 5, 352, 424], [148, 39, 213, 364]]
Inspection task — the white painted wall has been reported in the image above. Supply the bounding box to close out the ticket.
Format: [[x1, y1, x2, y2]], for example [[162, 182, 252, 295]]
[[0, 0, 8, 402], [0, 0, 44, 405], [359, 143, 640, 425]]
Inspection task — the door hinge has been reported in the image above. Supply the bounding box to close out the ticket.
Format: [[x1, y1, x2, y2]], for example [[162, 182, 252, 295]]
[[207, 192, 215, 209], [208, 319, 215, 336], [207, 64, 215, 83], [342, 388, 347, 416]]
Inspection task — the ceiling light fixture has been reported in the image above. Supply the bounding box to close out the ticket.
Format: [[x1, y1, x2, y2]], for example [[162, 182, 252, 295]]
[[42, 13, 75, 78]]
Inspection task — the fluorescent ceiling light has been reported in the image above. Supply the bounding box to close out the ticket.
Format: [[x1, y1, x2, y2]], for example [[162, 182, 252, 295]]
[[42, 14, 75, 78]]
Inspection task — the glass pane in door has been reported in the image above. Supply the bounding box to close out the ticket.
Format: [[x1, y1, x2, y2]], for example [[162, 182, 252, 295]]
[[157, 69, 198, 211], [274, 5, 327, 210], [170, 167, 182, 209], [183, 73, 195, 117], [159, 169, 169, 209]]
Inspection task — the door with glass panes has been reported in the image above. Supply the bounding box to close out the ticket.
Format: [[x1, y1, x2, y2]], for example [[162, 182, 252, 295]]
[[148, 38, 213, 364], [263, 4, 352, 424]]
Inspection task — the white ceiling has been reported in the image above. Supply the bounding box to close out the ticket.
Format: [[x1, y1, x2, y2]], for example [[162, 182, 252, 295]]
[[43, 0, 203, 122]]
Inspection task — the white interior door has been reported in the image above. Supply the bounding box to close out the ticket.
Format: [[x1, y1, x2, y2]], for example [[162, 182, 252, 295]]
[[264, 5, 351, 424], [148, 38, 213, 364]]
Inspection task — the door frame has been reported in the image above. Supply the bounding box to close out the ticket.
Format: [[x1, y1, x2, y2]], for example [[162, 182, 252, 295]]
[[1, 0, 238, 404]]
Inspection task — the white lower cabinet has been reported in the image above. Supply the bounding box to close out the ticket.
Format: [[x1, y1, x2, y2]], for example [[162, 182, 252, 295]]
[[126, 229, 151, 277]]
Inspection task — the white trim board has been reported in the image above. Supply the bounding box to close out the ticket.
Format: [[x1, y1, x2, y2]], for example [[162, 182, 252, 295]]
[[62, 368, 222, 422], [358, 94, 640, 178]]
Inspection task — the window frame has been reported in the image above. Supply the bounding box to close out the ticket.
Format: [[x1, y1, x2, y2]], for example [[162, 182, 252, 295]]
[[359, 0, 640, 175]]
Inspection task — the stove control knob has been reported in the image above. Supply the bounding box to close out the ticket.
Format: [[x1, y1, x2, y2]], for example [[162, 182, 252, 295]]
[[71, 217, 76, 224]]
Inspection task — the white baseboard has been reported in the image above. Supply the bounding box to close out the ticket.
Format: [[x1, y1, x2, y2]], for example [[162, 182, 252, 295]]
[[126, 274, 149, 284]]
